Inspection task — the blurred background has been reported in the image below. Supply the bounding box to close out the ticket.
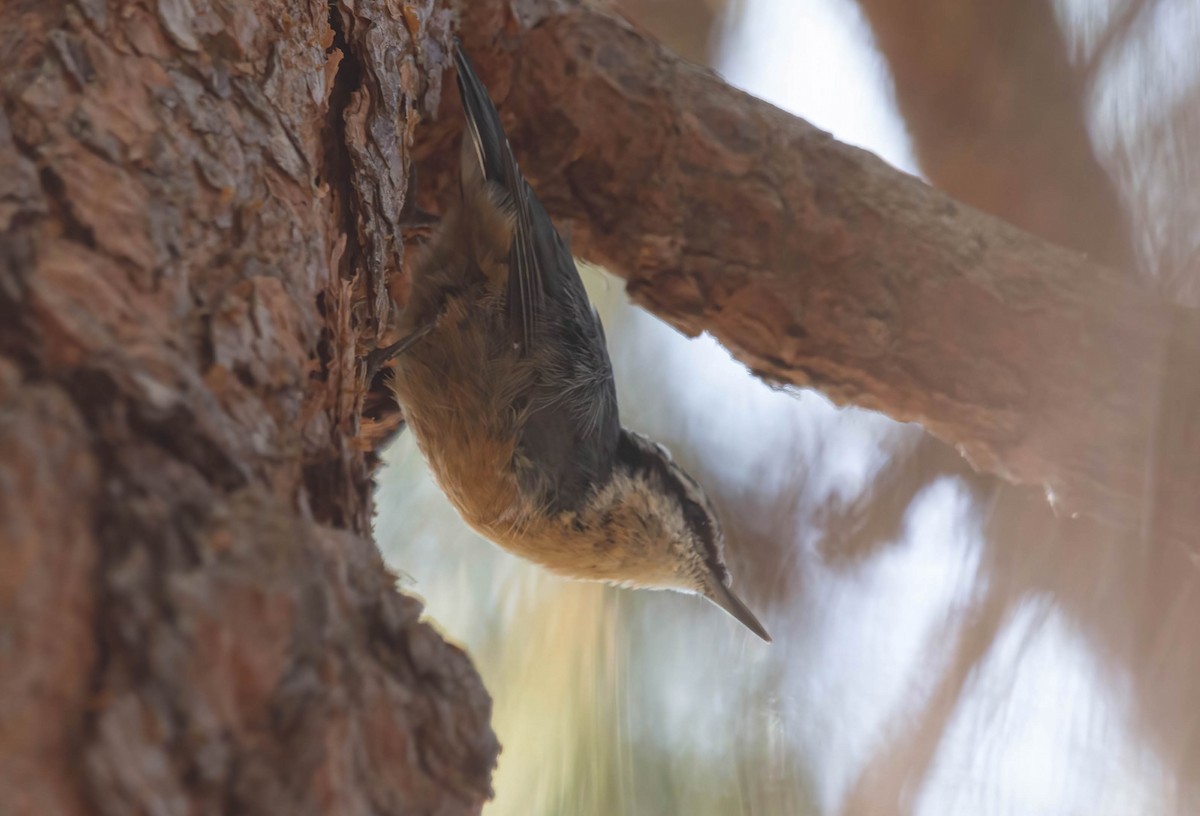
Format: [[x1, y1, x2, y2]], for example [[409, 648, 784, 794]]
[[377, 1, 1200, 813]]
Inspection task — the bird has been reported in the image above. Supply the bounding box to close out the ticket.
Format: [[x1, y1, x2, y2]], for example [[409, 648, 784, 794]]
[[369, 43, 770, 642]]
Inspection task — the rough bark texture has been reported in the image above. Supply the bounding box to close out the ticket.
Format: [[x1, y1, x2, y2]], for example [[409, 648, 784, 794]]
[[411, 0, 1199, 548], [0, 1, 496, 814]]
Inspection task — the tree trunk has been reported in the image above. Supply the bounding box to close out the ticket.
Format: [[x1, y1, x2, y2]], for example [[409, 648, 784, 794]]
[[0, 1, 496, 813]]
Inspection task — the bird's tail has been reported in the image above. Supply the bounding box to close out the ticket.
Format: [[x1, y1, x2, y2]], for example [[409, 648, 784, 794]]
[[454, 44, 517, 193], [452, 42, 547, 352]]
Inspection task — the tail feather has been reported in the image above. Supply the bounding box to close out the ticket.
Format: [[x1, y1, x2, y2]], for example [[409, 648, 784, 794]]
[[453, 43, 545, 352], [453, 45, 510, 189]]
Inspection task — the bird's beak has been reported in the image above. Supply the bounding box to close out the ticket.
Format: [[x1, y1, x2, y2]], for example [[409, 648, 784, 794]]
[[702, 574, 772, 642]]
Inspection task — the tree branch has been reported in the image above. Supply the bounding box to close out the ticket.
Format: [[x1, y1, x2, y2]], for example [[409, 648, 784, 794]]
[[420, 1, 1198, 546]]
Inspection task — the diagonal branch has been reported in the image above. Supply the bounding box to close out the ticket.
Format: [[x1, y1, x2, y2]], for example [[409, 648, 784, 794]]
[[413, 1, 1199, 547]]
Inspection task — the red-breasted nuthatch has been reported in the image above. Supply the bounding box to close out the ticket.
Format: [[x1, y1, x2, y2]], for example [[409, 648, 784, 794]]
[[371, 45, 770, 642]]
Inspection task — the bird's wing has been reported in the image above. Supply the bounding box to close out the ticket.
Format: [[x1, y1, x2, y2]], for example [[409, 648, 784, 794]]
[[455, 45, 620, 510], [516, 295, 621, 512], [454, 45, 547, 354]]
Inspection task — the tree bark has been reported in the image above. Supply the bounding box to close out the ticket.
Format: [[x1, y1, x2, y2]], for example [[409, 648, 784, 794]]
[[416, 1, 1199, 549], [1, 1, 496, 814]]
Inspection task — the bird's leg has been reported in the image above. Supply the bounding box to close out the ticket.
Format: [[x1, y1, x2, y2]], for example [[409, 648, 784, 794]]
[[363, 320, 437, 383], [367, 163, 440, 385]]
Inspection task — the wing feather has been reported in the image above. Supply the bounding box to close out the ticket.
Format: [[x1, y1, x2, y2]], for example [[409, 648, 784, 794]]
[[454, 44, 621, 511], [454, 45, 543, 352]]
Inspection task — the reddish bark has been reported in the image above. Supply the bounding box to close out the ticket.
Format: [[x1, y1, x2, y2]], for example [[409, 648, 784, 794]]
[[0, 0, 495, 813]]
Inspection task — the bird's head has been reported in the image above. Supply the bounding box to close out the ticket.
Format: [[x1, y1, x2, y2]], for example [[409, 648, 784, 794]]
[[604, 430, 771, 642]]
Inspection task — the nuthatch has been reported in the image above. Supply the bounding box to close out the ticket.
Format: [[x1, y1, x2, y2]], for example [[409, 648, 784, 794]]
[[371, 45, 770, 642]]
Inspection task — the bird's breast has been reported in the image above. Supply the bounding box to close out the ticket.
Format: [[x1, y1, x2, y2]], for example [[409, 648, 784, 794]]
[[389, 293, 653, 584], [389, 294, 525, 530]]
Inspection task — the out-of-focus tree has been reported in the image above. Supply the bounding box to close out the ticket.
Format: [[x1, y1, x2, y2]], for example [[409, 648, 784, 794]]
[[617, 0, 729, 63], [840, 2, 1200, 810], [608, 1, 1200, 812], [854, 0, 1133, 270]]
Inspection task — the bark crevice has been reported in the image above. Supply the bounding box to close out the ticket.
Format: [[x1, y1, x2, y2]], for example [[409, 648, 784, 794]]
[[1, 3, 497, 813]]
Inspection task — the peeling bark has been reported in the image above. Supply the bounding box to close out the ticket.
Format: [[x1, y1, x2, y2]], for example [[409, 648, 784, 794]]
[[0, 1, 495, 813], [414, 1, 1199, 548]]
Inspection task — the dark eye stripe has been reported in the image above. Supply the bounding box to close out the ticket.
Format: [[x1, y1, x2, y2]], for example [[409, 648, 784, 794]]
[[615, 431, 726, 581], [681, 495, 724, 578]]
